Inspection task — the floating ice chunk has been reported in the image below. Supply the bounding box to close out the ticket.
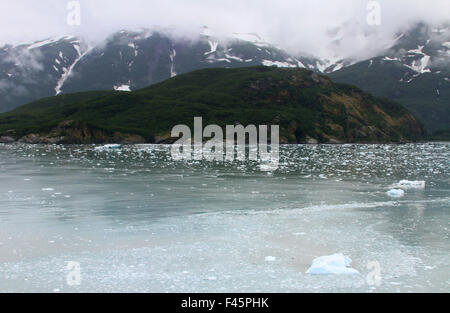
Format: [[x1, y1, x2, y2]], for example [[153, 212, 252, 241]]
[[95, 144, 122, 151], [306, 253, 359, 275], [265, 256, 276, 262], [259, 158, 279, 172], [42, 188, 55, 192], [394, 180, 426, 190], [386, 189, 405, 198], [260, 162, 279, 172]]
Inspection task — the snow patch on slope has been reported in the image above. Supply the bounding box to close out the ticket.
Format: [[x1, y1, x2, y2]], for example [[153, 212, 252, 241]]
[[405, 55, 431, 74], [113, 84, 131, 92], [382, 56, 401, 62], [262, 60, 296, 68], [26, 35, 75, 50], [225, 53, 243, 62], [232, 33, 270, 48], [55, 45, 92, 95], [205, 41, 219, 55], [315, 57, 346, 73], [169, 48, 177, 78]]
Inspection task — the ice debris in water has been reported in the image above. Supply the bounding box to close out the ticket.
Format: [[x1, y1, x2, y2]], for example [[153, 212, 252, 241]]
[[94, 144, 122, 151], [393, 180, 426, 190], [306, 253, 359, 275], [386, 189, 405, 198], [259, 162, 279, 172], [265, 256, 277, 262]]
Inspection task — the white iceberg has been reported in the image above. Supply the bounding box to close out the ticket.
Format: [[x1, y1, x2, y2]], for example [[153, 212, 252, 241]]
[[393, 180, 426, 190], [386, 189, 405, 198], [259, 163, 279, 172], [94, 144, 122, 151], [306, 253, 359, 275]]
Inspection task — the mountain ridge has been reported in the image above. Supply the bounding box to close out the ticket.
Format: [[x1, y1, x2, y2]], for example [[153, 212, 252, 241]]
[[0, 28, 320, 113], [1, 24, 448, 137]]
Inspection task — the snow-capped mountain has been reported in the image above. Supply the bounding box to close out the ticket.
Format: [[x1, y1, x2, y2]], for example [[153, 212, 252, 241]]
[[0, 28, 319, 112], [0, 24, 448, 133], [0, 36, 90, 112], [59, 28, 323, 94], [382, 24, 449, 82], [330, 23, 450, 132]]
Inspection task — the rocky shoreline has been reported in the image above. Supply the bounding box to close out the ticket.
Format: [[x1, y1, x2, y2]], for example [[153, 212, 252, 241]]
[[0, 120, 423, 145], [0, 120, 146, 145]]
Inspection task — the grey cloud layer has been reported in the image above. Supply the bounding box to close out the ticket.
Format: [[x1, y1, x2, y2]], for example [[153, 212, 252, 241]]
[[1, 0, 449, 60]]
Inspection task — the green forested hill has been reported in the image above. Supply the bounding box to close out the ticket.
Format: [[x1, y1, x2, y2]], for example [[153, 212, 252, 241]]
[[0, 66, 424, 144]]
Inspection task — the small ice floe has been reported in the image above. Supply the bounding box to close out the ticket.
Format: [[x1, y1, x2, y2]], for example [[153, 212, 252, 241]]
[[393, 180, 426, 190], [386, 189, 405, 198], [94, 144, 122, 151], [259, 162, 279, 172], [42, 188, 55, 192], [306, 253, 359, 275], [265, 256, 277, 262]]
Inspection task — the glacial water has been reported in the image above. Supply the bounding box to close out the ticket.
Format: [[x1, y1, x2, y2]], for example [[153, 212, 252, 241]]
[[0, 143, 448, 292]]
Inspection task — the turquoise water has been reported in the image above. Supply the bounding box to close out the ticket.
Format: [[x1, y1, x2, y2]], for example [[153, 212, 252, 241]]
[[0, 143, 449, 292]]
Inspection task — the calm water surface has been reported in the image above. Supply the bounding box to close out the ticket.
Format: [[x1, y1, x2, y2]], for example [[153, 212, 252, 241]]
[[0, 143, 448, 292]]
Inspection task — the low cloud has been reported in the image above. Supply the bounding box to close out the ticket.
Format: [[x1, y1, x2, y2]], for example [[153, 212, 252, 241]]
[[0, 0, 449, 61], [5, 48, 44, 73]]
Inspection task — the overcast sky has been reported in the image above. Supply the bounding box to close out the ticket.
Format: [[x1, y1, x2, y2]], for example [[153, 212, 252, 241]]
[[0, 0, 448, 60]]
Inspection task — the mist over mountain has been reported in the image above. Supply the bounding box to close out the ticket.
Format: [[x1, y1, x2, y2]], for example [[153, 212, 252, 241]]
[[330, 23, 450, 132], [1, 21, 448, 135], [0, 0, 449, 136], [0, 28, 319, 112], [1, 0, 449, 59]]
